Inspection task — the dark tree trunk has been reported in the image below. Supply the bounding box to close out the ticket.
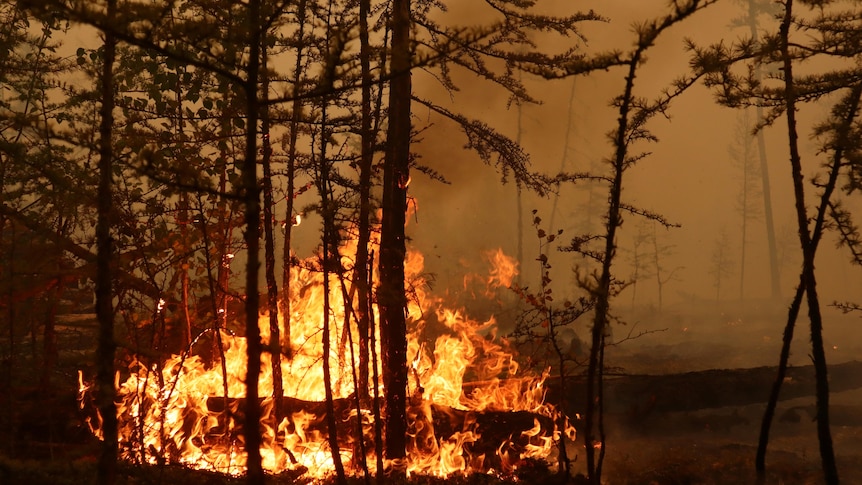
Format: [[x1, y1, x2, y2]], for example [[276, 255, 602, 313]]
[[316, 51, 347, 480], [757, 77, 862, 483], [280, 0, 308, 361], [175, 59, 192, 349], [747, 0, 781, 301], [549, 312, 571, 477], [179, 192, 192, 348], [355, 0, 374, 406], [755, 280, 803, 474], [584, 50, 641, 485], [260, 40, 284, 435], [773, 3, 839, 482], [805, 269, 838, 485], [322, 214, 348, 484], [95, 2, 118, 483], [39, 274, 61, 391], [242, 0, 264, 482], [368, 252, 385, 482], [378, 0, 411, 475], [352, 3, 376, 479]]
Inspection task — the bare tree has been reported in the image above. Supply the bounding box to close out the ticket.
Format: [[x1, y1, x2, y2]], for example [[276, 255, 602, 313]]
[[648, 221, 683, 312], [95, 1, 118, 482], [709, 226, 735, 302], [626, 222, 653, 308], [739, 0, 782, 300], [691, 1, 862, 481], [727, 111, 762, 300], [575, 3, 717, 482], [240, 0, 265, 480]]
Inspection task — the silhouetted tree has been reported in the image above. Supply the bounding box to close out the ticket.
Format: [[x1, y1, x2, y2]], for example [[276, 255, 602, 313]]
[[648, 221, 683, 312], [95, 2, 118, 482], [709, 226, 735, 301], [240, 0, 265, 480], [572, 3, 717, 482], [625, 221, 653, 308], [378, 0, 411, 473], [727, 112, 762, 300], [731, 0, 782, 300], [0, 5, 81, 403], [691, 1, 862, 482]]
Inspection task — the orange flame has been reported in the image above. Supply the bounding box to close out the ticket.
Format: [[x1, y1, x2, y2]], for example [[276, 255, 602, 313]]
[[80, 237, 569, 479]]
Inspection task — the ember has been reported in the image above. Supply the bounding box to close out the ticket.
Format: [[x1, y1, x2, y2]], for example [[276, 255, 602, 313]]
[[79, 242, 570, 480]]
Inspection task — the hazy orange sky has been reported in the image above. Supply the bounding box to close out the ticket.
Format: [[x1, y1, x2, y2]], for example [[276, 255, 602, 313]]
[[406, 0, 862, 314]]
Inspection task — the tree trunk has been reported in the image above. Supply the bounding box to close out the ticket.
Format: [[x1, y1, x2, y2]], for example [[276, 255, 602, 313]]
[[242, 0, 264, 482], [260, 39, 284, 438], [757, 81, 862, 484], [321, 207, 348, 484], [775, 3, 838, 482], [175, 55, 192, 349], [316, 49, 347, 481], [368, 252, 385, 483], [585, 49, 642, 485], [378, 0, 411, 475], [96, 2, 118, 482], [280, 0, 308, 361], [747, 0, 781, 301], [739, 115, 749, 302], [355, 0, 374, 406], [651, 224, 664, 313], [40, 269, 61, 391]]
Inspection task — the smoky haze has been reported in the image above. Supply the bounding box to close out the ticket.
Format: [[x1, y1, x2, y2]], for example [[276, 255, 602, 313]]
[[154, 0, 862, 372], [58, 0, 862, 367], [403, 0, 862, 354]]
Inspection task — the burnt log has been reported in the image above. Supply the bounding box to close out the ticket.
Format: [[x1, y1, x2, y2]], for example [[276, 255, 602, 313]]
[[205, 395, 358, 443], [201, 396, 555, 471], [546, 360, 862, 422], [427, 403, 555, 471]]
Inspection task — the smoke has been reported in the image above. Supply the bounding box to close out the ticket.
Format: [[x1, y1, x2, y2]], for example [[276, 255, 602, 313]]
[[408, 0, 862, 323]]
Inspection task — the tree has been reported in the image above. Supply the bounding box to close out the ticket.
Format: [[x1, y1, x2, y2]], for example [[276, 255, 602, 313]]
[[691, 1, 862, 482], [648, 221, 683, 312], [571, 3, 717, 482], [709, 226, 735, 301], [239, 0, 265, 481], [625, 221, 653, 308], [730, 0, 782, 300], [0, 4, 81, 402], [378, 0, 411, 473], [95, 1, 118, 482], [727, 111, 762, 300]]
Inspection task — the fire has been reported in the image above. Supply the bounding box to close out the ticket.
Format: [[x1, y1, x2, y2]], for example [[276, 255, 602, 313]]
[[80, 237, 568, 480], [462, 248, 520, 299], [484, 248, 518, 290]]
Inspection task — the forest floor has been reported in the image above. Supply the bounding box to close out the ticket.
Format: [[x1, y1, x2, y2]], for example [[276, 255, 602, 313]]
[[588, 394, 862, 484], [1, 300, 861, 484], [590, 299, 862, 484]]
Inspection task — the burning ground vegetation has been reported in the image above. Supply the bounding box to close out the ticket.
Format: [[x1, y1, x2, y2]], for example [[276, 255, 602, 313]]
[[5, 245, 862, 484], [72, 245, 576, 482]]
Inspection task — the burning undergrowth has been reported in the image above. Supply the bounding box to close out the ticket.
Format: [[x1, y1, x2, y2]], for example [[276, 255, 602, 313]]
[[79, 244, 573, 481]]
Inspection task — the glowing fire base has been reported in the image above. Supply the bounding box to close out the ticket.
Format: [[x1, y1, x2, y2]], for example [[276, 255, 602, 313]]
[[82, 249, 569, 479]]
